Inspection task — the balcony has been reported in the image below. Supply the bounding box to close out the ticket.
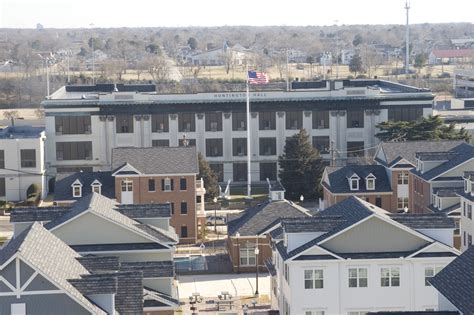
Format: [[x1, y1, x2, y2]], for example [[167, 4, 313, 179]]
[[196, 178, 206, 195]]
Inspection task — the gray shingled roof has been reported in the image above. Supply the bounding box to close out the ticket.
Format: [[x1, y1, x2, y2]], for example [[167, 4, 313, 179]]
[[121, 261, 174, 278], [54, 171, 115, 201], [323, 165, 392, 194], [430, 246, 474, 315], [375, 140, 465, 167], [71, 243, 168, 252], [115, 271, 144, 315], [433, 187, 464, 197], [69, 274, 118, 295], [227, 200, 310, 236], [411, 143, 474, 181], [10, 206, 69, 223], [144, 286, 180, 307], [112, 146, 199, 175], [389, 213, 455, 229], [281, 216, 345, 233], [76, 255, 120, 272], [0, 223, 108, 315], [116, 203, 171, 218]]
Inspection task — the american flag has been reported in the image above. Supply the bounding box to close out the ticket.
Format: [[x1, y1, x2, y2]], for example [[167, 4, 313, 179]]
[[248, 70, 269, 84]]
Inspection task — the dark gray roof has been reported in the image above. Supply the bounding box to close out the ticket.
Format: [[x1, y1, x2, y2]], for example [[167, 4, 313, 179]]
[[0, 223, 107, 315], [115, 271, 144, 315], [389, 213, 455, 229], [430, 246, 474, 315], [76, 255, 120, 273], [136, 224, 178, 244], [227, 200, 310, 236], [269, 227, 284, 240], [416, 152, 458, 161], [411, 143, 474, 181], [71, 243, 168, 252], [433, 187, 464, 197], [428, 203, 461, 215], [323, 165, 392, 194], [368, 312, 459, 315], [281, 216, 345, 233], [376, 140, 465, 167], [116, 203, 171, 218], [121, 261, 174, 278], [112, 147, 199, 175], [69, 274, 118, 295], [144, 286, 180, 307], [458, 190, 474, 202], [54, 171, 115, 201], [0, 126, 44, 139], [10, 206, 69, 223]]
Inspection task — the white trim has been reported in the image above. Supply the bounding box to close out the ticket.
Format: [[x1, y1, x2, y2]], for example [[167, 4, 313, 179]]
[[424, 157, 474, 181], [0, 290, 63, 297], [15, 258, 20, 298], [406, 242, 460, 258], [0, 275, 16, 291], [330, 191, 392, 196], [19, 271, 39, 292], [114, 172, 197, 177], [112, 163, 142, 176], [76, 248, 171, 254]]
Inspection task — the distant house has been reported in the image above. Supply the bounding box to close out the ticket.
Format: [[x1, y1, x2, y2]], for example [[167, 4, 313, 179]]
[[185, 42, 255, 66], [321, 165, 393, 211], [428, 49, 474, 65]]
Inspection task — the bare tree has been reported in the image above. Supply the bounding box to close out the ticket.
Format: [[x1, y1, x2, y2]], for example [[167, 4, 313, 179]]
[[102, 59, 128, 81], [3, 110, 19, 126], [272, 51, 287, 80], [221, 50, 236, 75], [145, 56, 170, 81]]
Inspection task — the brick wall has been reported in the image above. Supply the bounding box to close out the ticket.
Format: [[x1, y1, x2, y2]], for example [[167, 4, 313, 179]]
[[227, 236, 271, 273]]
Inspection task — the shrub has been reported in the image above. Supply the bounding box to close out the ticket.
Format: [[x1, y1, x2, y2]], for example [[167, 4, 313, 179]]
[[26, 183, 41, 206]]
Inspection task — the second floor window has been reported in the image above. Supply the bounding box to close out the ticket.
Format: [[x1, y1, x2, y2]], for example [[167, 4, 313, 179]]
[[232, 138, 247, 156], [232, 112, 247, 130], [206, 139, 223, 157], [259, 111, 276, 130], [304, 269, 324, 289], [56, 142, 92, 161], [312, 110, 329, 129], [148, 179, 156, 192], [55, 115, 91, 134], [180, 178, 187, 190], [286, 111, 302, 130], [381, 267, 400, 287], [366, 177, 375, 190], [116, 114, 134, 133], [205, 112, 222, 131], [347, 110, 364, 128], [0, 150, 4, 169], [259, 138, 276, 156], [180, 202, 188, 214], [162, 178, 173, 191], [151, 114, 169, 132], [20, 149, 36, 168], [425, 266, 443, 286], [398, 173, 409, 185], [178, 113, 195, 132], [348, 268, 368, 288]]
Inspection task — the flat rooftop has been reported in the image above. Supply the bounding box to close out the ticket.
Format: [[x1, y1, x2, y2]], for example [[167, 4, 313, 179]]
[[0, 126, 45, 139]]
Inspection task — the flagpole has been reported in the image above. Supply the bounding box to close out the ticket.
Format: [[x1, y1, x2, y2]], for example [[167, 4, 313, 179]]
[[246, 67, 252, 199]]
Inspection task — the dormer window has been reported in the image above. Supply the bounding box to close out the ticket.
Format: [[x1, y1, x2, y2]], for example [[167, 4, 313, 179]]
[[91, 180, 102, 195], [350, 177, 359, 191], [366, 174, 375, 191], [71, 179, 82, 198]]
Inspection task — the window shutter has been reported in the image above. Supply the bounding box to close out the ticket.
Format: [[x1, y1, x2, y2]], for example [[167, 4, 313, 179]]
[[170, 179, 174, 191], [161, 179, 165, 191]]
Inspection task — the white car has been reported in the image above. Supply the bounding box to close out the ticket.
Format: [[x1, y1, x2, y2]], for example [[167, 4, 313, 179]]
[[206, 216, 226, 226]]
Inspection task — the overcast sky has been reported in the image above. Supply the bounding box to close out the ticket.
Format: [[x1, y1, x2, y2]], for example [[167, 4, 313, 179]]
[[0, 0, 473, 28]]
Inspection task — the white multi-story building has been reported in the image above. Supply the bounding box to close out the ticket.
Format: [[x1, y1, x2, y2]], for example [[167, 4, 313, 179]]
[[42, 80, 433, 183], [459, 171, 474, 252], [0, 126, 47, 202], [267, 196, 459, 315]]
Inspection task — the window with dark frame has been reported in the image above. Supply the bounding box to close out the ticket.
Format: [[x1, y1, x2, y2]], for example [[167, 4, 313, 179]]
[[347, 110, 364, 128], [347, 141, 365, 157], [152, 140, 170, 147], [151, 114, 169, 132], [55, 116, 91, 134], [259, 138, 277, 156], [20, 149, 36, 168], [232, 138, 247, 156], [178, 138, 196, 146], [180, 202, 188, 214], [312, 111, 329, 129], [210, 163, 224, 182], [178, 113, 195, 132], [205, 112, 223, 131], [312, 136, 330, 154], [180, 178, 187, 190], [259, 111, 276, 130], [116, 114, 134, 133], [232, 112, 247, 131], [0, 150, 4, 169], [260, 162, 277, 181], [181, 226, 188, 238], [206, 139, 223, 157], [56, 142, 92, 160], [148, 179, 156, 192], [388, 107, 423, 122], [285, 111, 303, 130], [233, 163, 247, 182], [0, 177, 5, 197]]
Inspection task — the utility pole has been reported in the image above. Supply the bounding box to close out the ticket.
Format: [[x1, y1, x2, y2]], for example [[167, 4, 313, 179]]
[[405, 1, 410, 75], [286, 48, 290, 92], [90, 23, 95, 84]]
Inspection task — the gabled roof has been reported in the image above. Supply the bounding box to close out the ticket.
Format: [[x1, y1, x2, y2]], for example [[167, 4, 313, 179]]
[[54, 171, 115, 201], [430, 246, 474, 315], [227, 200, 311, 237], [431, 49, 474, 58], [374, 140, 465, 167], [411, 143, 474, 181], [281, 216, 345, 233], [0, 223, 107, 315], [112, 147, 199, 175], [10, 206, 69, 222], [116, 203, 171, 219], [323, 165, 392, 194], [388, 213, 455, 229], [45, 193, 175, 246]]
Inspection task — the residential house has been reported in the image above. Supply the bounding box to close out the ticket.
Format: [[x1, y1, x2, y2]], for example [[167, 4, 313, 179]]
[[267, 196, 459, 314], [374, 140, 465, 213], [453, 69, 474, 98], [458, 171, 474, 252], [9, 193, 179, 314], [111, 146, 205, 244], [0, 222, 148, 315], [0, 126, 47, 202], [428, 49, 474, 65], [410, 143, 474, 214], [321, 165, 393, 211], [185, 42, 255, 66], [227, 188, 310, 273]]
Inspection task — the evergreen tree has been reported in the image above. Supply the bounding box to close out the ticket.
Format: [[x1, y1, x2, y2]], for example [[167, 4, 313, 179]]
[[278, 129, 324, 200], [198, 153, 219, 200], [376, 115, 471, 142], [349, 53, 363, 77]]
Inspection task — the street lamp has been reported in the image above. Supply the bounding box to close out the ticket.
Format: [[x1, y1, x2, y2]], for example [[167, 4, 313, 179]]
[[254, 237, 260, 297], [213, 197, 218, 233], [300, 195, 304, 203], [236, 232, 240, 274]]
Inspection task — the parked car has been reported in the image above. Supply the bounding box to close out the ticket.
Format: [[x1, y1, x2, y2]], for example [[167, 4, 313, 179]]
[[206, 216, 226, 226]]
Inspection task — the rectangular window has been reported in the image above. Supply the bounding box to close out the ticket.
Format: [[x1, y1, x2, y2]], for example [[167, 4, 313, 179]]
[[286, 111, 303, 130], [206, 139, 223, 157], [232, 138, 247, 156], [348, 312, 367, 315], [468, 204, 472, 219], [348, 268, 368, 288], [73, 185, 82, 197], [306, 311, 325, 315], [56, 142, 93, 160], [180, 202, 188, 214], [148, 179, 155, 192], [347, 110, 364, 128], [169, 202, 174, 215], [366, 178, 375, 190], [312, 136, 330, 154], [425, 266, 443, 286], [179, 138, 196, 147], [469, 234, 473, 246], [152, 139, 170, 147], [92, 185, 101, 194], [11, 303, 26, 315], [397, 173, 409, 185], [162, 178, 173, 191], [232, 112, 247, 131], [312, 110, 329, 129], [181, 226, 188, 238], [347, 141, 365, 157], [116, 114, 134, 133], [454, 219, 460, 235], [388, 107, 423, 122], [240, 246, 256, 266], [55, 116, 91, 134], [304, 269, 324, 289], [375, 197, 382, 207], [178, 113, 195, 132], [260, 162, 277, 181], [210, 163, 224, 182], [121, 180, 133, 192], [397, 197, 409, 210], [259, 138, 277, 156], [233, 163, 247, 182], [0, 177, 5, 197], [180, 178, 187, 190], [20, 149, 36, 168], [259, 111, 276, 130], [205, 112, 223, 131], [0, 150, 5, 169], [151, 114, 169, 132], [381, 267, 400, 287]]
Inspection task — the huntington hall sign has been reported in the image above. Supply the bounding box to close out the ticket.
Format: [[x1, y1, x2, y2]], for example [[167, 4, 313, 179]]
[[213, 92, 267, 99]]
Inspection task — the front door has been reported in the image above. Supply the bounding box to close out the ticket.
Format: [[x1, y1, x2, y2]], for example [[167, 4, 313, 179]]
[[121, 179, 133, 204]]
